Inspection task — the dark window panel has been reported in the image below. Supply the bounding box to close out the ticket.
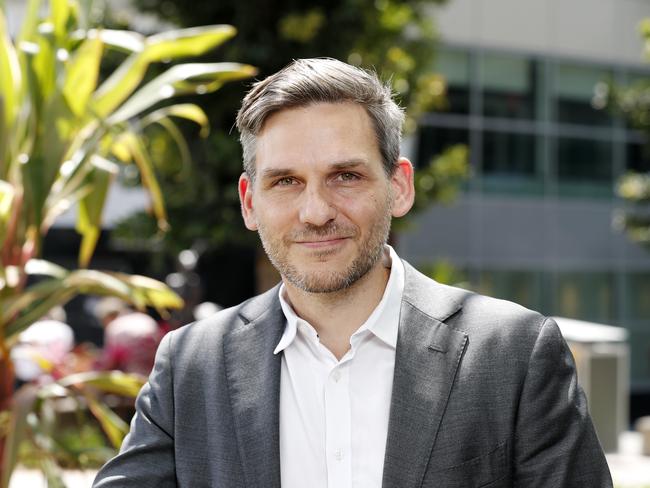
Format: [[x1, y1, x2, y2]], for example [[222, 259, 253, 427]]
[[482, 131, 536, 176], [434, 48, 470, 115], [626, 142, 650, 173], [481, 54, 537, 120], [555, 272, 616, 323], [555, 64, 613, 126], [416, 126, 469, 169], [557, 137, 612, 182]]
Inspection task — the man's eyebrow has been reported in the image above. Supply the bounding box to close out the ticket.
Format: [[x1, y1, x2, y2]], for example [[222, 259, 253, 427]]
[[259, 159, 370, 180], [259, 168, 293, 179], [329, 159, 369, 170]]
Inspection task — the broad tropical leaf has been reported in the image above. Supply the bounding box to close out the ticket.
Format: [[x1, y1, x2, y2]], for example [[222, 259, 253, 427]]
[[58, 371, 145, 397], [93, 25, 239, 118], [106, 62, 256, 124], [83, 391, 130, 448], [63, 36, 103, 117], [143, 25, 236, 62], [0, 385, 40, 488], [141, 103, 210, 137]]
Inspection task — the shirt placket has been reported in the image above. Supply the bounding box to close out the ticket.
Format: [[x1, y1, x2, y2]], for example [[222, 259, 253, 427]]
[[324, 361, 352, 488]]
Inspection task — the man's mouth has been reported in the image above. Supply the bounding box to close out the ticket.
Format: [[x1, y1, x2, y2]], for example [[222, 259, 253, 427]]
[[295, 237, 349, 248]]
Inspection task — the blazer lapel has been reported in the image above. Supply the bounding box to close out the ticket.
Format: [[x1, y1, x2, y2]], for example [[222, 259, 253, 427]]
[[223, 287, 284, 488], [382, 263, 468, 488]]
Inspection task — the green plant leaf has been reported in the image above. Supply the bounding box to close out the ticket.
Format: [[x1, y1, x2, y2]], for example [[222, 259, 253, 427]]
[[0, 9, 21, 132], [50, 0, 71, 45], [76, 156, 117, 267], [58, 371, 146, 397], [18, 0, 43, 43], [118, 132, 168, 231], [153, 116, 193, 171], [106, 62, 256, 124], [0, 179, 15, 249], [63, 36, 103, 117], [83, 391, 129, 449], [93, 24, 238, 118], [28, 24, 57, 102], [4, 286, 77, 339], [92, 53, 150, 118], [38, 458, 66, 488], [24, 258, 68, 278], [0, 385, 40, 488], [142, 103, 210, 137], [143, 24, 236, 62], [110, 271, 185, 311], [89, 28, 145, 53]]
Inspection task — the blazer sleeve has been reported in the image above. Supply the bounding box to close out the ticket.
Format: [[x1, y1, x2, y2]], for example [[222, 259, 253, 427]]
[[93, 331, 177, 488], [513, 317, 613, 487]]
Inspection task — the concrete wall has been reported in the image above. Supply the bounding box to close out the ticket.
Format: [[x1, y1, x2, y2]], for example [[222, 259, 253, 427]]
[[399, 195, 650, 271], [430, 0, 649, 66]]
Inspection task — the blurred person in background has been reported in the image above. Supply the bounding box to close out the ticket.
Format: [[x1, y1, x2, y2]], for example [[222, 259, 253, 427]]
[[95, 298, 164, 376], [94, 58, 611, 487], [11, 308, 75, 384]]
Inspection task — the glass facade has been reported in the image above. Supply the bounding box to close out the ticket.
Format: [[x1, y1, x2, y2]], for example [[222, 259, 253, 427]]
[[553, 63, 613, 126], [480, 53, 537, 120], [440, 265, 650, 386], [418, 45, 650, 199], [415, 45, 650, 388]]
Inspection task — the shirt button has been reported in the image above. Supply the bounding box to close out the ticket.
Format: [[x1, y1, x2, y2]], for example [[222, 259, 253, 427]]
[[332, 370, 341, 382], [334, 449, 343, 461]]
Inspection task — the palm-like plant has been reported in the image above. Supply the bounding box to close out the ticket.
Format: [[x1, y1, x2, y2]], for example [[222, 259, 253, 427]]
[[0, 0, 255, 482]]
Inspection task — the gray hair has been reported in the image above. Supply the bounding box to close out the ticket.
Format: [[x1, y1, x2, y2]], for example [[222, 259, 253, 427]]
[[235, 58, 405, 179]]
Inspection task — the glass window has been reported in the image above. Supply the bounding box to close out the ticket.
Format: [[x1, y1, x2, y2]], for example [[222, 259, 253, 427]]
[[433, 48, 470, 115], [416, 126, 468, 169], [482, 131, 536, 176], [622, 70, 650, 130], [624, 273, 650, 322], [480, 53, 536, 119], [554, 63, 613, 126], [627, 331, 650, 388], [626, 141, 650, 173], [556, 137, 613, 196], [555, 272, 616, 323], [476, 270, 540, 311]]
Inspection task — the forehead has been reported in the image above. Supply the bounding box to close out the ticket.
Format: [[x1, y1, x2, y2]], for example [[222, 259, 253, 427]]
[[254, 102, 382, 173]]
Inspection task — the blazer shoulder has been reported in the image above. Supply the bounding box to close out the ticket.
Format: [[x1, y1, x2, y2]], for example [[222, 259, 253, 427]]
[[166, 283, 282, 357], [402, 259, 548, 341]]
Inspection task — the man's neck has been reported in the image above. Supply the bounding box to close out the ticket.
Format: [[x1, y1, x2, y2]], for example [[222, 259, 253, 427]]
[[282, 262, 390, 360]]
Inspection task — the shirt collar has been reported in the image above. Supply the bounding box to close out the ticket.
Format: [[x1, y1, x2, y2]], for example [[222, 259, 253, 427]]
[[273, 245, 404, 354]]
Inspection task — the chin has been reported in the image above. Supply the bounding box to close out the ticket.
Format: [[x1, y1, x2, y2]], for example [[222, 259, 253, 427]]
[[287, 265, 371, 294]]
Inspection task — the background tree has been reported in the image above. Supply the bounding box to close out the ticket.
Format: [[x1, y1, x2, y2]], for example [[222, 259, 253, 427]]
[[114, 0, 469, 291], [602, 18, 650, 246], [0, 0, 253, 482]]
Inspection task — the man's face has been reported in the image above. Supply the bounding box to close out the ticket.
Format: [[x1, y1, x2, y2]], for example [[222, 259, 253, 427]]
[[239, 102, 414, 293]]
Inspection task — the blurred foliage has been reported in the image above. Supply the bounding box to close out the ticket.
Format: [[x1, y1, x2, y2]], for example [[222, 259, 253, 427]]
[[600, 18, 650, 247], [0, 0, 252, 483], [113, 0, 468, 258], [417, 259, 468, 287], [7, 371, 145, 485]]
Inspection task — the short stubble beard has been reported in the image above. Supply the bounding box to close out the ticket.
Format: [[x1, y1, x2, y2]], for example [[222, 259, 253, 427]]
[[257, 197, 393, 294]]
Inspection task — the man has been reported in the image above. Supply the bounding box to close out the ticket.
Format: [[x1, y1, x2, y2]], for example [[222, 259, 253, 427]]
[[93, 58, 612, 487]]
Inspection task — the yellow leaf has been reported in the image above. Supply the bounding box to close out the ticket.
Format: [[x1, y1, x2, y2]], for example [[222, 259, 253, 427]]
[[63, 36, 103, 117]]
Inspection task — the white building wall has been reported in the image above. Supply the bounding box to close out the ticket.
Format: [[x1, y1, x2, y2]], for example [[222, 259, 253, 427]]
[[431, 0, 649, 66]]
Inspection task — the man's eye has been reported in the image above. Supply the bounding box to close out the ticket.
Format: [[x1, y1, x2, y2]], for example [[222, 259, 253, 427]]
[[275, 177, 296, 186], [337, 172, 359, 182]]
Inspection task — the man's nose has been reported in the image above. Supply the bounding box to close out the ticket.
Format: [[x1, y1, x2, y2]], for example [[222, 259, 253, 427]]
[[298, 185, 337, 226]]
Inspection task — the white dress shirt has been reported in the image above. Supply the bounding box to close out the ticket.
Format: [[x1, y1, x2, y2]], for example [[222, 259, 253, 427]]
[[274, 245, 405, 488]]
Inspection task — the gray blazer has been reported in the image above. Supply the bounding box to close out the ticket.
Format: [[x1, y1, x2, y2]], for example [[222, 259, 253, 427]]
[[93, 262, 612, 487]]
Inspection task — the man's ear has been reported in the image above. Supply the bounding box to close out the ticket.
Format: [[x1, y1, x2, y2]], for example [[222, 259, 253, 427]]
[[238, 172, 258, 231], [390, 157, 415, 218]]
